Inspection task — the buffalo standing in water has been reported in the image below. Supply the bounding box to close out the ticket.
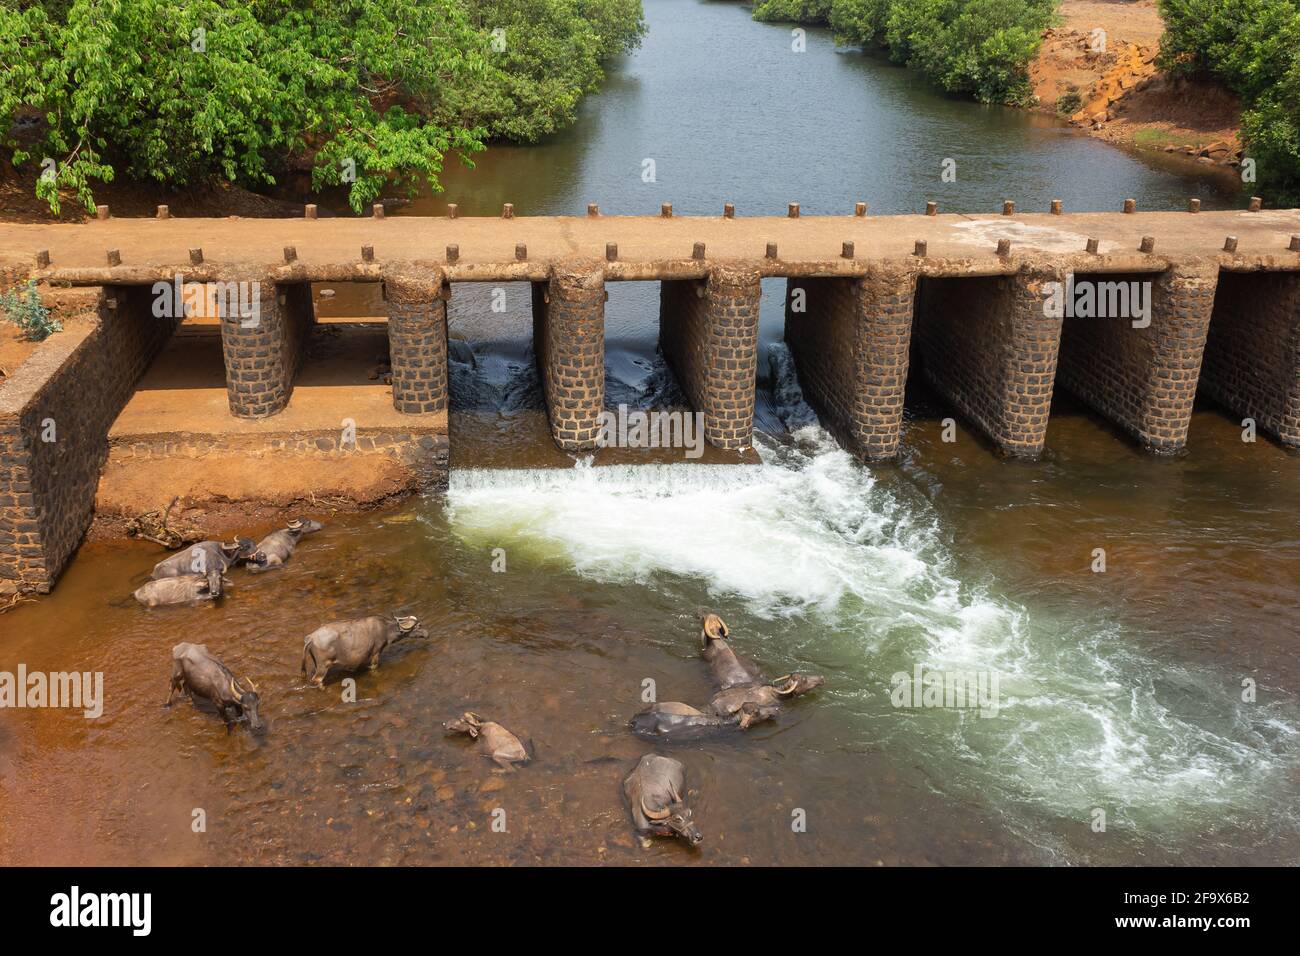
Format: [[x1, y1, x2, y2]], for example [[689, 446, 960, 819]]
[[150, 539, 255, 579], [300, 615, 428, 686], [247, 518, 324, 571], [709, 673, 825, 725], [443, 712, 532, 769], [133, 568, 224, 608], [165, 642, 264, 734], [698, 611, 763, 689], [623, 753, 702, 847]]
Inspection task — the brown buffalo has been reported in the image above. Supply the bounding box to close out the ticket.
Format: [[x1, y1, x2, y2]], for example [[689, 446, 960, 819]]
[[623, 753, 702, 847], [165, 642, 264, 734], [134, 569, 224, 608], [698, 610, 762, 689], [444, 712, 531, 769], [300, 615, 427, 686]]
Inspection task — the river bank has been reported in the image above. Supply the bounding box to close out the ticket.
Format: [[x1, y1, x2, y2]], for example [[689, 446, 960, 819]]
[[1032, 1, 1243, 169]]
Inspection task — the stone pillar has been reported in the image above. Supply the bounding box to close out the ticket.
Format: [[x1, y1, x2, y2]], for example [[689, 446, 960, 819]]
[[386, 271, 448, 414], [1198, 269, 1300, 447], [660, 266, 761, 449], [219, 278, 312, 419], [784, 269, 915, 460], [913, 270, 1064, 457], [1056, 263, 1217, 452], [533, 263, 605, 450]]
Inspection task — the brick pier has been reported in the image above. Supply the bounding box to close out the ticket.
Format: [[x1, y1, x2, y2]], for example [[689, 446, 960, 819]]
[[532, 264, 605, 450], [912, 271, 1065, 457], [386, 270, 449, 414], [784, 268, 916, 460], [659, 265, 762, 449]]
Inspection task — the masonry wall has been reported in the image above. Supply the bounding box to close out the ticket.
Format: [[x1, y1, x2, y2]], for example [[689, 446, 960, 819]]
[[912, 272, 1063, 457], [1197, 270, 1300, 447], [532, 265, 605, 450], [659, 267, 761, 449], [0, 286, 176, 593], [220, 280, 314, 419], [1056, 266, 1217, 452], [387, 272, 449, 415], [784, 270, 915, 460]]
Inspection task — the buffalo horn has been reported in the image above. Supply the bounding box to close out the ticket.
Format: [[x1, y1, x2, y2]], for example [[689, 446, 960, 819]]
[[641, 797, 671, 821]]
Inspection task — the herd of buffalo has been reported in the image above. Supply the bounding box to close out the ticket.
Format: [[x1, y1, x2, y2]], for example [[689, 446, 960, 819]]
[[141, 525, 824, 849]]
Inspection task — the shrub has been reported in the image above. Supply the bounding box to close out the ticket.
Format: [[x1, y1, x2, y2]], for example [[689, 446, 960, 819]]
[[0, 280, 61, 342]]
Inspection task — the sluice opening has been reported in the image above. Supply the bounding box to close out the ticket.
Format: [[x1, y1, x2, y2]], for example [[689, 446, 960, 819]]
[[1198, 269, 1300, 447]]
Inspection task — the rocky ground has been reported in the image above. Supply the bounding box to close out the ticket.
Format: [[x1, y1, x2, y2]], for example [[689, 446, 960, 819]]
[[1030, 0, 1242, 169]]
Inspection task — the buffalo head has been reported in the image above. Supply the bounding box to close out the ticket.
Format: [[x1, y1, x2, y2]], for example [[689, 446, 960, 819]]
[[642, 797, 702, 847], [229, 677, 264, 733], [444, 711, 484, 737], [222, 538, 257, 561], [697, 610, 729, 647], [287, 518, 325, 535], [394, 615, 429, 641], [772, 673, 824, 698]]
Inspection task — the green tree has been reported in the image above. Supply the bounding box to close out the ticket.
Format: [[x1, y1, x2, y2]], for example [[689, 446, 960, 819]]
[[0, 0, 646, 213]]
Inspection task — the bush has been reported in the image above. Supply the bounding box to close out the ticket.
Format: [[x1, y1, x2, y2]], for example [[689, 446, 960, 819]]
[[1159, 0, 1300, 204], [0, 1, 646, 214], [753, 0, 835, 22], [0, 280, 61, 342], [765, 0, 1055, 105]]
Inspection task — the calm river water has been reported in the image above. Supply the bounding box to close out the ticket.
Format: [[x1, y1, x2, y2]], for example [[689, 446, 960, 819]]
[[1, 1, 1296, 866]]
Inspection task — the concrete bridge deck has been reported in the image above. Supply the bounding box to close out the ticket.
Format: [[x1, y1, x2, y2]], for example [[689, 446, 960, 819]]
[[3, 208, 1300, 281]]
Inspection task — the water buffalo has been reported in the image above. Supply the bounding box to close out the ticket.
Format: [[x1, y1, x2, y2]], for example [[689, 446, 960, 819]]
[[443, 712, 531, 769], [699, 611, 762, 689], [247, 518, 324, 571], [150, 539, 255, 580], [133, 569, 224, 608], [165, 642, 264, 733], [300, 615, 428, 686], [709, 673, 825, 725], [629, 701, 736, 740], [623, 753, 702, 847]]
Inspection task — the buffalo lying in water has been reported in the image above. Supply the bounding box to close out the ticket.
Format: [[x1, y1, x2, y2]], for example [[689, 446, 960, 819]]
[[300, 615, 428, 686], [623, 753, 702, 847], [444, 712, 532, 769], [133, 569, 224, 608], [165, 642, 264, 733], [630, 700, 772, 739], [699, 611, 763, 689], [150, 539, 255, 579], [247, 518, 324, 571], [630, 701, 735, 740], [709, 673, 825, 725]]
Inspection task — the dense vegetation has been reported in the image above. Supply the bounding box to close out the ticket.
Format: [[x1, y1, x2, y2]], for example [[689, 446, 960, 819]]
[[0, 0, 645, 214], [754, 0, 1055, 104], [1159, 0, 1300, 204]]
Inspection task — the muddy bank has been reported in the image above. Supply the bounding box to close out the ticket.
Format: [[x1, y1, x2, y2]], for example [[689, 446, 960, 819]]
[[1030, 2, 1243, 172]]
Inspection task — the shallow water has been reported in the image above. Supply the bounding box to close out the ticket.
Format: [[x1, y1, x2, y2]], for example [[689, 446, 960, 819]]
[[1, 1, 1296, 867]]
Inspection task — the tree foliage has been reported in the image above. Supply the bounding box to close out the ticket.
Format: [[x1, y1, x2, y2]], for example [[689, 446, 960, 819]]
[[0, 0, 645, 214], [1159, 0, 1300, 204], [753, 0, 1054, 105]]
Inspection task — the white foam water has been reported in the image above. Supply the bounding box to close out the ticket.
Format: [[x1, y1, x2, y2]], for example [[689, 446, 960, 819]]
[[443, 348, 1300, 853]]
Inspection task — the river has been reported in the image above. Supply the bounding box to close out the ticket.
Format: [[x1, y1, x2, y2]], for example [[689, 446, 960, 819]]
[[1, 0, 1296, 867]]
